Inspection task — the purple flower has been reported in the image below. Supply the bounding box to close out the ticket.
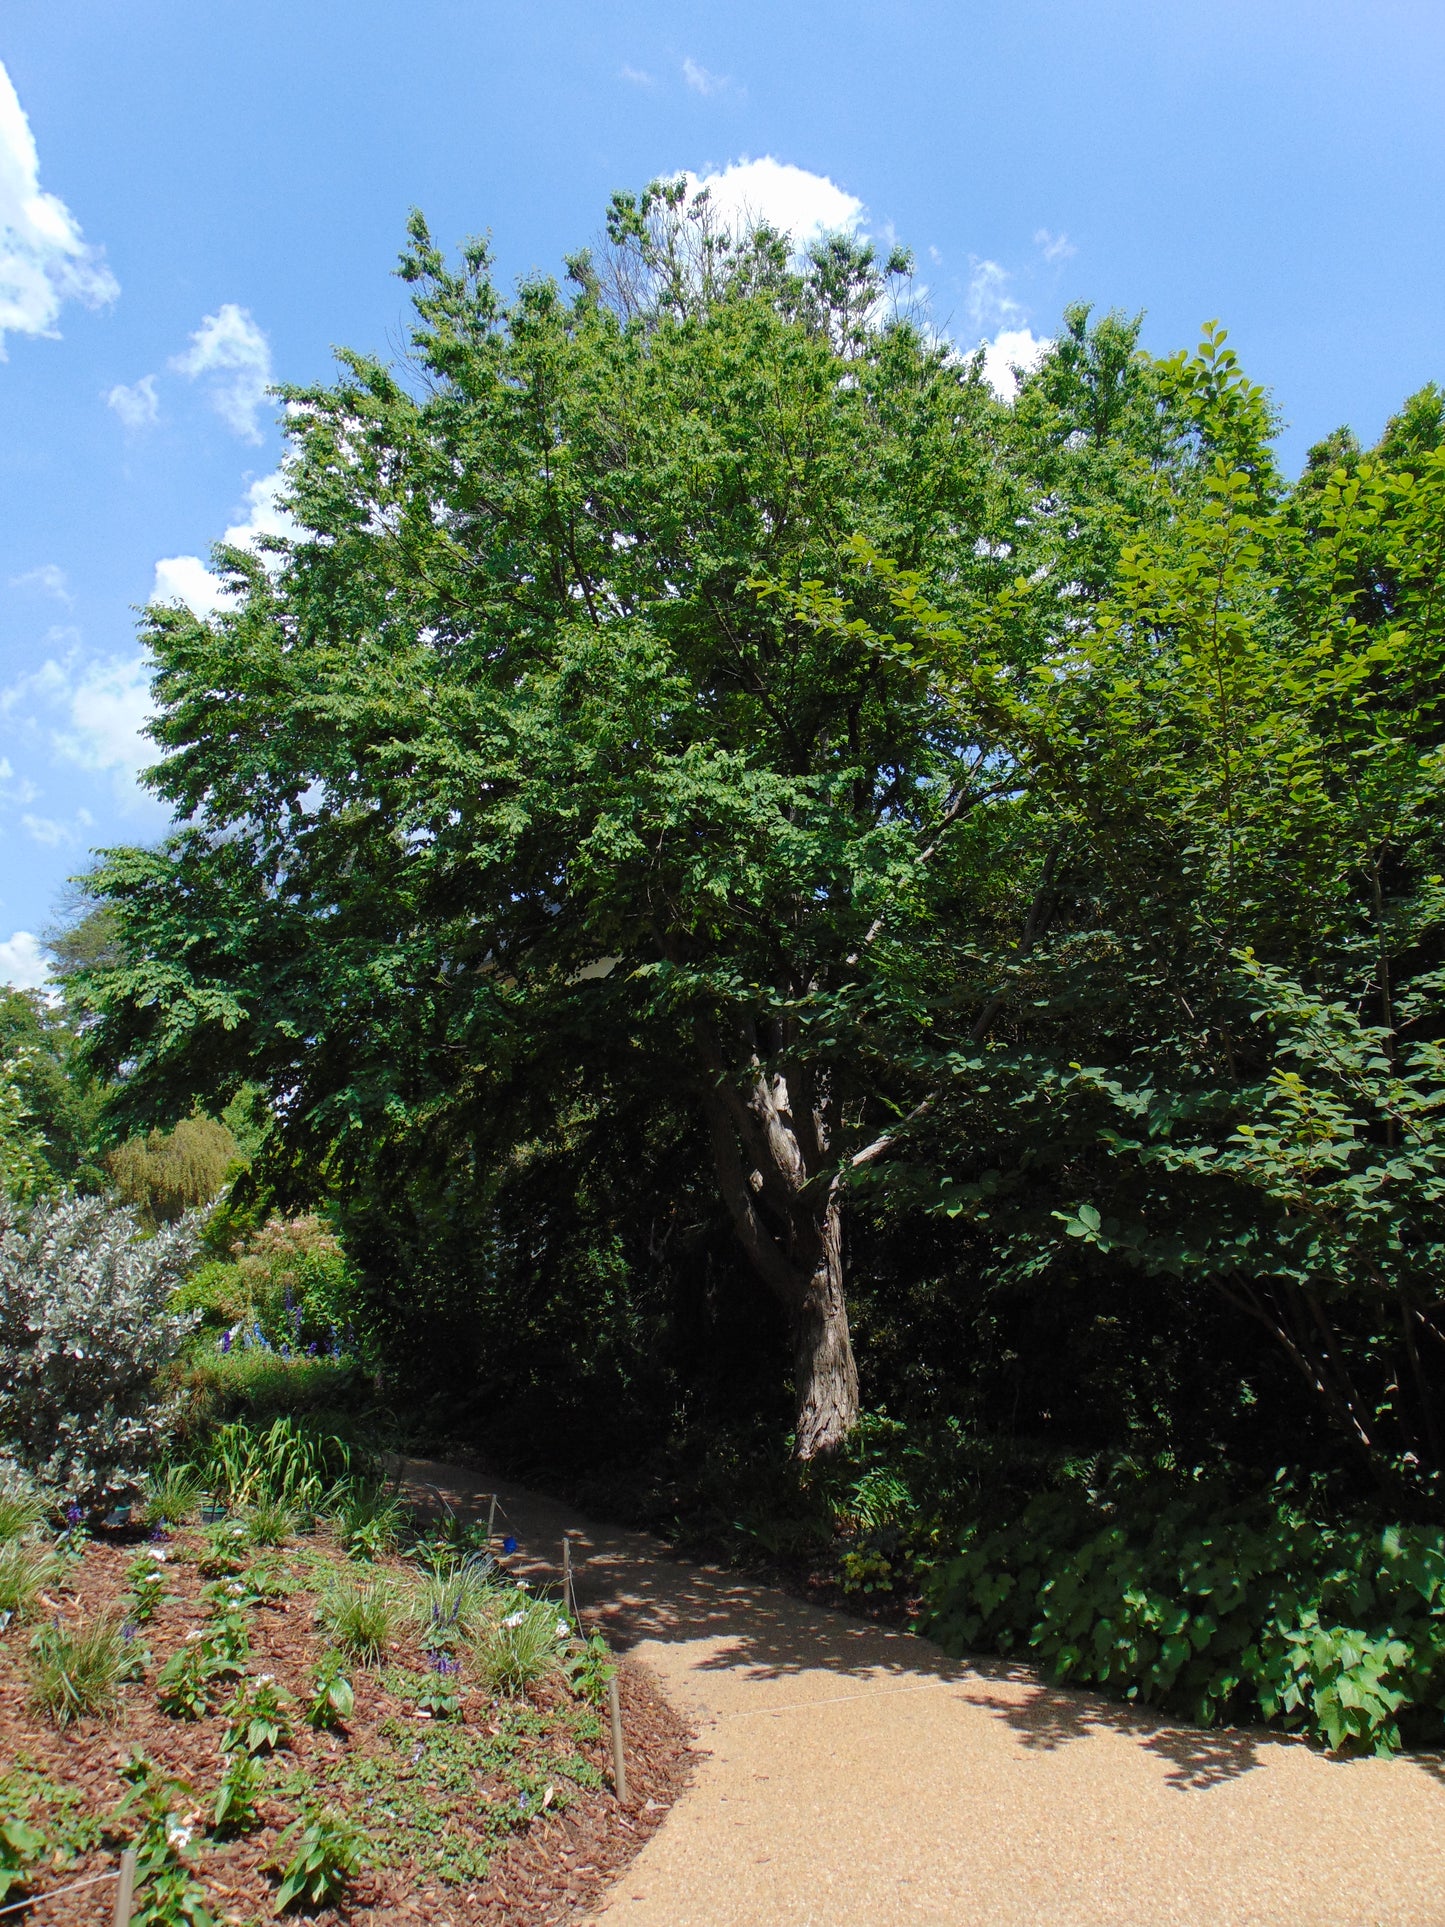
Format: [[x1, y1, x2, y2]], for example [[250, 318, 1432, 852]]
[[431, 1652, 460, 1676], [307, 1341, 319, 1356], [121, 1620, 137, 1643], [65, 1503, 83, 1526], [149, 1525, 170, 1544], [220, 1331, 232, 1355]]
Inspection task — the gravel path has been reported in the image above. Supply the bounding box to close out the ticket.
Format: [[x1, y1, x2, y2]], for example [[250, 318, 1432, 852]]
[[400, 1457, 1445, 1927]]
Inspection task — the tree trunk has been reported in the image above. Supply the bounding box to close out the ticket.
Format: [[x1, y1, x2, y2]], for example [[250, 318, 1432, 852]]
[[696, 1037, 862, 1458], [791, 1188, 860, 1459]]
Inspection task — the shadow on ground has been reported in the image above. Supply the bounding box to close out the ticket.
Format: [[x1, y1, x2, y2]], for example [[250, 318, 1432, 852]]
[[398, 1454, 1445, 1802]]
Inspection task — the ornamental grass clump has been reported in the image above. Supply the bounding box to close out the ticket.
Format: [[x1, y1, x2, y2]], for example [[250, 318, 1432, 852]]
[[27, 1613, 131, 1726], [319, 1576, 397, 1666], [143, 1463, 204, 1529], [0, 1192, 200, 1509], [0, 1538, 60, 1626], [471, 1594, 572, 1696]]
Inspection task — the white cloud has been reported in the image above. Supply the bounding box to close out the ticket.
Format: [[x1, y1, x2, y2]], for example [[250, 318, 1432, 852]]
[[0, 59, 118, 357], [170, 303, 272, 442], [22, 806, 92, 847], [151, 553, 227, 619], [979, 327, 1050, 402], [105, 371, 159, 428], [1034, 227, 1077, 264], [9, 563, 71, 602], [150, 467, 296, 618], [51, 654, 154, 780], [682, 157, 864, 252], [966, 258, 1026, 335], [0, 929, 49, 991], [682, 56, 728, 95], [620, 64, 655, 87]]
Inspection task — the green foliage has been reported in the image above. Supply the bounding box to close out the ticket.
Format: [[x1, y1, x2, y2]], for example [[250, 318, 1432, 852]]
[[0, 987, 107, 1195], [204, 1416, 358, 1514], [114, 1752, 215, 1927], [303, 1651, 354, 1730], [27, 1613, 132, 1725], [212, 1750, 266, 1835], [563, 1632, 617, 1706], [331, 1479, 407, 1560], [472, 1594, 572, 1696], [107, 1114, 240, 1232], [270, 1808, 364, 1914], [0, 1537, 60, 1625], [924, 1480, 1445, 1754], [124, 1548, 178, 1624], [318, 1575, 398, 1665], [156, 1633, 244, 1719], [195, 1519, 250, 1579], [221, 1674, 293, 1755], [144, 1463, 204, 1528]]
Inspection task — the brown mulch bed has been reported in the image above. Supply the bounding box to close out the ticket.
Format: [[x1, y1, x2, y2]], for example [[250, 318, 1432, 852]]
[[0, 1525, 693, 1925]]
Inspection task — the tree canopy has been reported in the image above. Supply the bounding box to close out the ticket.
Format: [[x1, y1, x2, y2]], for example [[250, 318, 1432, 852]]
[[76, 183, 1445, 1478]]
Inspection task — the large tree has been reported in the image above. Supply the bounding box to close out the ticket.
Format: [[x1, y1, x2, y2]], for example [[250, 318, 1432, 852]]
[[79, 188, 1216, 1455]]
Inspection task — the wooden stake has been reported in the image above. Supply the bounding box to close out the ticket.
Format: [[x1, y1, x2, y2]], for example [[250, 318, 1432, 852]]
[[112, 1848, 136, 1927], [607, 1672, 628, 1804], [486, 1492, 498, 1547], [561, 1535, 571, 1618]]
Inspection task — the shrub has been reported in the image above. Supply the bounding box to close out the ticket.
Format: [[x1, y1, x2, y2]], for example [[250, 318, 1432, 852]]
[[412, 1562, 494, 1652], [0, 1192, 200, 1508], [245, 1495, 295, 1546], [923, 1479, 1445, 1755], [27, 1613, 131, 1725], [471, 1594, 571, 1696], [106, 1115, 238, 1232], [319, 1576, 397, 1665]]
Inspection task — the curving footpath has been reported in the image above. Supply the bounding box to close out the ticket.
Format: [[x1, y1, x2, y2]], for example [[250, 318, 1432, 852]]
[[400, 1458, 1445, 1927]]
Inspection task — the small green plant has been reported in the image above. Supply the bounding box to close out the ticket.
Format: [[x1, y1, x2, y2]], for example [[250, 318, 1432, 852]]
[[271, 1808, 364, 1913], [245, 1495, 295, 1547], [143, 1464, 204, 1529], [212, 1750, 266, 1836], [472, 1595, 572, 1696], [413, 1561, 493, 1652], [221, 1675, 293, 1755], [156, 1635, 243, 1719], [206, 1416, 354, 1514], [196, 1519, 250, 1579], [27, 1613, 130, 1725], [211, 1750, 267, 1840], [125, 1549, 178, 1625], [0, 1537, 60, 1625], [114, 1753, 214, 1927], [563, 1632, 617, 1707], [412, 1652, 462, 1718], [319, 1576, 396, 1665], [0, 1813, 45, 1906], [332, 1479, 406, 1560], [303, 1651, 354, 1731]]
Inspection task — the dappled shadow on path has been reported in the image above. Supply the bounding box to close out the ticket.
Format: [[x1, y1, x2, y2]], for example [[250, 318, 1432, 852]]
[[965, 1679, 1272, 1791], [400, 1457, 1445, 1801]]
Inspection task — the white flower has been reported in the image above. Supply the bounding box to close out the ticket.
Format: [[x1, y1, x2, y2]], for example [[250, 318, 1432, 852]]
[[185, 1628, 204, 1642], [501, 1610, 525, 1629], [166, 1822, 192, 1850], [150, 1548, 168, 1562], [146, 1571, 166, 1584], [555, 1622, 570, 1639], [257, 1673, 274, 1685]]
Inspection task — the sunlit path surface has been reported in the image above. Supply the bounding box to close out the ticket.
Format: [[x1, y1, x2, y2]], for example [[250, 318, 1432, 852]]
[[401, 1457, 1445, 1927]]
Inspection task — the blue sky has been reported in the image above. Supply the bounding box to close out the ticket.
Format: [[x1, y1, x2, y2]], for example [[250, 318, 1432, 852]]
[[1, 0, 1442, 987]]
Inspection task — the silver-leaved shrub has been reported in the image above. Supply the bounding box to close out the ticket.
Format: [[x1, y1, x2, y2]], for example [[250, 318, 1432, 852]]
[[0, 1192, 200, 1509]]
